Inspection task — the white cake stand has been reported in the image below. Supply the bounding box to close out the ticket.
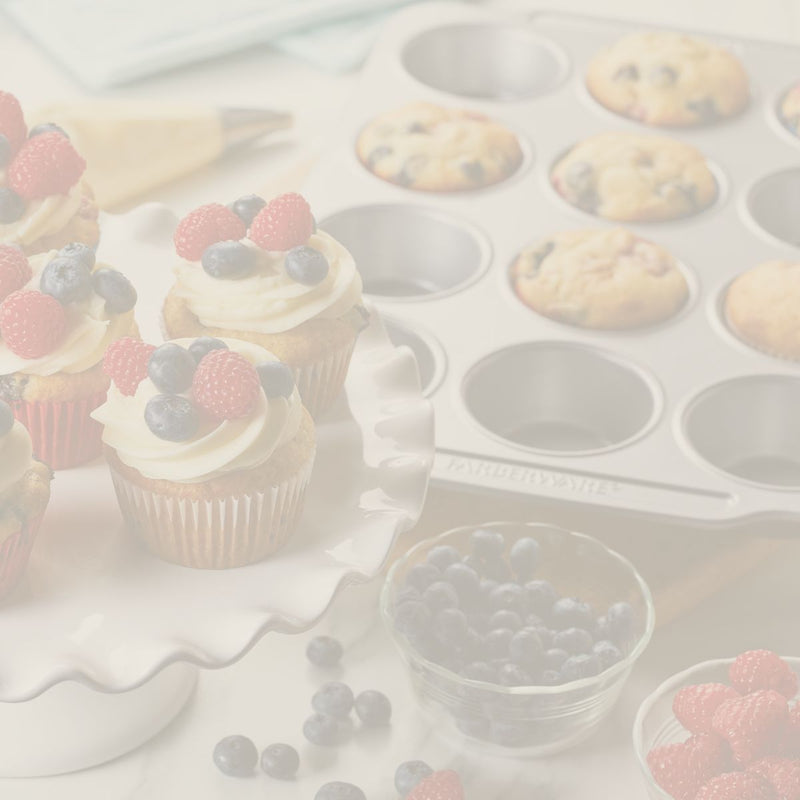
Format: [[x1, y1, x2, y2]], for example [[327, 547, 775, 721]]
[[0, 205, 434, 777]]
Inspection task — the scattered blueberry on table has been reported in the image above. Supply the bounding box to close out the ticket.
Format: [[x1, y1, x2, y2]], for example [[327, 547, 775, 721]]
[[260, 742, 299, 780], [212, 735, 258, 777], [306, 635, 344, 668], [395, 760, 434, 797], [312, 681, 355, 720], [315, 781, 367, 800]]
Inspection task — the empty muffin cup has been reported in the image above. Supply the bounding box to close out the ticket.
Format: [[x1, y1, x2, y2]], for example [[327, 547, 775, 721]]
[[746, 168, 800, 248], [682, 375, 800, 489], [402, 24, 566, 101], [383, 317, 446, 396], [462, 343, 660, 455], [319, 205, 491, 300]]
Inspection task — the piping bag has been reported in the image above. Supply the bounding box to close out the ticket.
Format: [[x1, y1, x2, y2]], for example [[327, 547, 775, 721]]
[[28, 102, 293, 209]]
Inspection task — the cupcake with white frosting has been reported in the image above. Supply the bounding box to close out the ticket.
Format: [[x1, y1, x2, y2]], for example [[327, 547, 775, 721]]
[[0, 91, 99, 257], [162, 192, 366, 418], [0, 400, 52, 600], [0, 242, 139, 468], [93, 336, 315, 569]]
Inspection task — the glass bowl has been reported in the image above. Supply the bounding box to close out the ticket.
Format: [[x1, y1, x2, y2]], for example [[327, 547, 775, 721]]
[[633, 657, 800, 799], [380, 521, 655, 756]]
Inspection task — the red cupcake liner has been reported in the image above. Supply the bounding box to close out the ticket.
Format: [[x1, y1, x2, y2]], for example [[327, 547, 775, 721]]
[[0, 513, 43, 602], [11, 390, 107, 470]]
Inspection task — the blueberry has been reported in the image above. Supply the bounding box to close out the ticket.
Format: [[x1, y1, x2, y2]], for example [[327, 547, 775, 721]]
[[489, 610, 522, 631], [529, 625, 554, 650], [593, 640, 624, 671], [0, 400, 14, 436], [147, 343, 197, 394], [553, 627, 593, 655], [461, 661, 495, 682], [29, 122, 68, 139], [471, 528, 506, 560], [395, 761, 433, 797], [423, 581, 459, 614], [58, 242, 96, 269], [212, 735, 258, 777], [483, 628, 514, 661], [303, 713, 340, 746], [497, 662, 531, 687], [544, 647, 569, 670], [489, 583, 526, 615], [480, 578, 499, 599], [256, 360, 295, 398], [306, 635, 343, 668], [405, 563, 440, 592], [285, 246, 329, 285], [605, 601, 635, 642], [228, 194, 266, 226], [462, 554, 486, 575], [561, 654, 602, 682], [435, 607, 469, 646], [393, 600, 432, 640], [0, 188, 24, 224], [312, 682, 354, 720], [91, 268, 137, 313], [354, 690, 392, 726], [524, 580, 558, 618], [454, 711, 491, 739], [40, 256, 92, 304], [509, 537, 540, 580], [509, 628, 544, 670], [395, 585, 421, 607], [540, 669, 563, 686], [260, 743, 299, 779], [443, 562, 481, 605], [457, 628, 484, 664], [188, 336, 228, 364], [427, 544, 461, 570], [0, 134, 10, 167], [467, 612, 490, 635], [315, 782, 366, 800], [594, 615, 613, 642], [144, 394, 199, 442], [201, 241, 256, 279], [551, 598, 594, 630], [481, 557, 513, 583]]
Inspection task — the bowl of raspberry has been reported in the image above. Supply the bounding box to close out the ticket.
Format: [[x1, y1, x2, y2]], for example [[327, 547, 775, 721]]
[[381, 521, 655, 756], [634, 650, 800, 799]]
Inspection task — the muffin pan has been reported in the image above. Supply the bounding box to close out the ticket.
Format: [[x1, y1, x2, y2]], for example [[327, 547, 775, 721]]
[[305, 1, 800, 525]]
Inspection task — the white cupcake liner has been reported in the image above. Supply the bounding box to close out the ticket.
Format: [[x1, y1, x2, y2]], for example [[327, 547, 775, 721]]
[[109, 456, 314, 570], [294, 338, 357, 418]]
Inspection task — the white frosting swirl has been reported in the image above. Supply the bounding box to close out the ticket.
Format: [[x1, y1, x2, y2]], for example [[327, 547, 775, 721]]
[[0, 421, 34, 496], [0, 251, 135, 376], [0, 178, 83, 247], [91, 339, 303, 483], [172, 231, 362, 334]]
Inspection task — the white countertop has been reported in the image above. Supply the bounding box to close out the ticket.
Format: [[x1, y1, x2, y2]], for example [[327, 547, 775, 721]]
[[2, 1, 800, 797]]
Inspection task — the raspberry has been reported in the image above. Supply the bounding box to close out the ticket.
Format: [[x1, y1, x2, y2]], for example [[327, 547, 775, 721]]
[[712, 690, 790, 766], [174, 203, 246, 260], [674, 684, 741, 735], [0, 245, 32, 302], [695, 772, 778, 800], [248, 192, 314, 251], [730, 650, 799, 700], [7, 132, 86, 200], [749, 757, 800, 800], [103, 338, 156, 397], [647, 734, 732, 800], [407, 770, 464, 800], [192, 349, 260, 421], [0, 290, 66, 358], [0, 91, 27, 153], [784, 705, 800, 757]]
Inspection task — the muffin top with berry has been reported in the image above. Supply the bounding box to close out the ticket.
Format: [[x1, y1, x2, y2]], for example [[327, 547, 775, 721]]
[[171, 193, 362, 334], [0, 243, 137, 376], [0, 91, 89, 249], [93, 336, 306, 483]]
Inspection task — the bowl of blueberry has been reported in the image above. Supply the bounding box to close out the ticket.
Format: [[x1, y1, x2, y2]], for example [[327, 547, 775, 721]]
[[381, 521, 655, 755]]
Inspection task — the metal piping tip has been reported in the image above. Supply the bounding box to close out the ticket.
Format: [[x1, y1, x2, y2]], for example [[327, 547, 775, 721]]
[[220, 107, 294, 151]]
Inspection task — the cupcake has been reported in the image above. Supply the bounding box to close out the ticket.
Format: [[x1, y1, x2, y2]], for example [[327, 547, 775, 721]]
[[0, 243, 139, 468], [0, 400, 52, 601], [0, 91, 100, 257], [162, 193, 366, 417], [93, 336, 316, 569], [780, 82, 800, 138]]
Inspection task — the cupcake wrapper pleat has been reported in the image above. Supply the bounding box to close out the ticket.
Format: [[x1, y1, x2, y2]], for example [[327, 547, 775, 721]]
[[295, 340, 356, 418], [11, 391, 107, 470], [0, 513, 44, 602], [109, 457, 314, 569]]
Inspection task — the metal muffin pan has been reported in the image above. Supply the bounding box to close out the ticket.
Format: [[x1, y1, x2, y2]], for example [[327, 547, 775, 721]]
[[305, 1, 800, 525]]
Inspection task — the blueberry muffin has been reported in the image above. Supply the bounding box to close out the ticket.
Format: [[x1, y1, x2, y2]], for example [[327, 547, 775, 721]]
[[511, 228, 689, 330], [725, 260, 800, 360], [779, 83, 800, 137], [551, 132, 717, 221], [586, 31, 749, 127], [356, 102, 524, 192]]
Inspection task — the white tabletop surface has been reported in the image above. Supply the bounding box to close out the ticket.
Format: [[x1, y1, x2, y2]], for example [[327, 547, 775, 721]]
[[2, 0, 800, 797]]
